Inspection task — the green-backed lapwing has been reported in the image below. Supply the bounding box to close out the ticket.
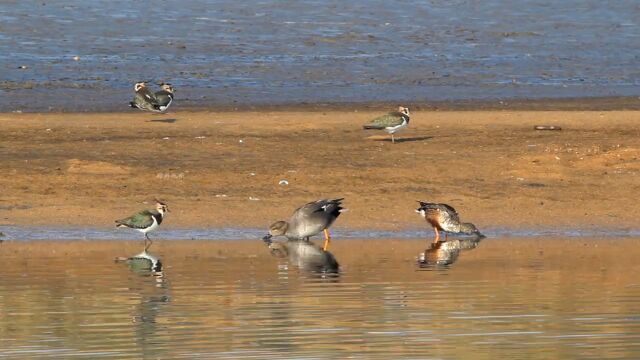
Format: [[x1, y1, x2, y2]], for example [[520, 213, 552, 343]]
[[363, 106, 411, 143], [129, 81, 160, 112], [116, 200, 169, 251], [153, 83, 175, 112]]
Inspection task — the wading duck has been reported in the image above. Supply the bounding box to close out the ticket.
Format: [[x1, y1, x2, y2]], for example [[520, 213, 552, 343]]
[[415, 201, 483, 243], [262, 198, 345, 251]]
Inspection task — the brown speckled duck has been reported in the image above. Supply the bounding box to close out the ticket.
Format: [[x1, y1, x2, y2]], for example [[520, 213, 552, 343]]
[[416, 201, 484, 243]]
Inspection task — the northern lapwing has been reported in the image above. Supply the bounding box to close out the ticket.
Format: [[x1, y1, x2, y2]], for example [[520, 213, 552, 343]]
[[363, 106, 411, 143], [153, 83, 175, 112], [415, 201, 484, 243], [129, 81, 159, 112], [262, 198, 345, 251], [116, 200, 169, 251]]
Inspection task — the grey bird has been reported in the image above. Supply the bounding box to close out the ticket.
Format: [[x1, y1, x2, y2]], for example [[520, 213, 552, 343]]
[[116, 200, 170, 251], [153, 83, 175, 112], [415, 201, 484, 243], [363, 106, 411, 143], [265, 240, 339, 273], [262, 198, 345, 251], [129, 81, 159, 112]]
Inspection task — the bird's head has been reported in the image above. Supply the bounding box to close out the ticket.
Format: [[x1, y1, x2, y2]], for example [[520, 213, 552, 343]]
[[159, 83, 175, 93], [134, 82, 147, 92], [398, 106, 410, 117], [460, 222, 484, 238], [154, 199, 170, 214], [415, 200, 427, 216], [262, 221, 289, 242]]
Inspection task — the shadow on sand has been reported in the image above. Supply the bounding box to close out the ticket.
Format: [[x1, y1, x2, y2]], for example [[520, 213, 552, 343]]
[[375, 136, 433, 143], [146, 118, 177, 124]]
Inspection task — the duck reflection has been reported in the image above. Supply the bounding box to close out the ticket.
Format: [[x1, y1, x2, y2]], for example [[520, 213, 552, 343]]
[[417, 237, 483, 268], [264, 238, 340, 274]]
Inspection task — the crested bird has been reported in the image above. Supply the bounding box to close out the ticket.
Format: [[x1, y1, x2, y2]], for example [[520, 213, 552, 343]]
[[262, 198, 345, 251], [363, 106, 411, 143], [153, 83, 175, 112], [129, 81, 160, 112], [415, 201, 484, 243], [116, 200, 169, 251]]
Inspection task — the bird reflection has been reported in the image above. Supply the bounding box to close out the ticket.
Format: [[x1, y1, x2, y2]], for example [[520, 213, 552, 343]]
[[115, 250, 163, 276], [417, 237, 483, 268], [265, 239, 340, 274]]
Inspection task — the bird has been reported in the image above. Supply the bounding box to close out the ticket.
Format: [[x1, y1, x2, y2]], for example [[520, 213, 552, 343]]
[[415, 201, 484, 243], [153, 83, 175, 112], [129, 81, 160, 112], [116, 200, 169, 251], [265, 240, 339, 273], [362, 106, 411, 143], [262, 198, 345, 251]]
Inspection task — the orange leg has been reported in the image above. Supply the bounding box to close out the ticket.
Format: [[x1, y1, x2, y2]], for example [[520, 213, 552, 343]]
[[323, 229, 331, 251], [433, 227, 440, 244]]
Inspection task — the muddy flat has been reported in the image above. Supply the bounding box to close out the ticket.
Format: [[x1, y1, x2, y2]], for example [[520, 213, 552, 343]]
[[1, 110, 639, 231]]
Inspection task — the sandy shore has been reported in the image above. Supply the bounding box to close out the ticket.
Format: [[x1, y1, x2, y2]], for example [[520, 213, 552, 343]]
[[1, 109, 639, 233]]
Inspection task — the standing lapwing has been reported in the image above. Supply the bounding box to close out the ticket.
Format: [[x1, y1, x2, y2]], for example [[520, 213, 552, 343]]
[[363, 106, 411, 143], [153, 83, 175, 112], [129, 81, 159, 112], [262, 198, 345, 251], [415, 201, 484, 243], [116, 200, 169, 251]]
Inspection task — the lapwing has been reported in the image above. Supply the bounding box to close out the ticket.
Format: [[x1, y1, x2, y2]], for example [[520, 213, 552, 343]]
[[363, 106, 411, 143], [153, 83, 175, 112], [129, 81, 159, 112], [415, 201, 484, 243], [262, 198, 345, 251], [116, 200, 169, 251]]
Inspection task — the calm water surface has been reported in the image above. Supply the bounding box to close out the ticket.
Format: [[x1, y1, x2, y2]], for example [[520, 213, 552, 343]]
[[1, 1, 639, 110], [1, 238, 640, 359]]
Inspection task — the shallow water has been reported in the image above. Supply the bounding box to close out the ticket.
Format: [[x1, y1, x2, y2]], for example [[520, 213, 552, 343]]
[[1, 238, 640, 359], [1, 0, 639, 111]]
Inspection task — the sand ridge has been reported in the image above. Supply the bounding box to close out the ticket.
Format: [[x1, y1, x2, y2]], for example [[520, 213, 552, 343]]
[[0, 110, 639, 232]]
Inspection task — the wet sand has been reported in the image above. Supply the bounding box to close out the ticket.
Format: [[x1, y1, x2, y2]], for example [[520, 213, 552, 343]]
[[1, 109, 640, 232]]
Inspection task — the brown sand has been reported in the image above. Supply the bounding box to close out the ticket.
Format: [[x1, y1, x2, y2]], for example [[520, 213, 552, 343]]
[[1, 109, 639, 231]]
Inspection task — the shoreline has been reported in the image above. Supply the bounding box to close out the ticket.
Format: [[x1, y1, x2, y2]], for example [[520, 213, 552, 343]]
[[4, 96, 640, 113]]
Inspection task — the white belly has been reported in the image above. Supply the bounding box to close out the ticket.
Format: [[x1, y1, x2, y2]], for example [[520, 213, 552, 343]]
[[138, 217, 159, 234], [385, 121, 407, 134]]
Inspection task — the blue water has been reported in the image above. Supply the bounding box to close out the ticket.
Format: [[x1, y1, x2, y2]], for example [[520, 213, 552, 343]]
[[1, 0, 639, 111], [2, 225, 640, 241]]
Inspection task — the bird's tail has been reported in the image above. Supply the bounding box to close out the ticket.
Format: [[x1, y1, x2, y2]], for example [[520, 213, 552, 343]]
[[129, 101, 138, 109], [363, 124, 385, 130]]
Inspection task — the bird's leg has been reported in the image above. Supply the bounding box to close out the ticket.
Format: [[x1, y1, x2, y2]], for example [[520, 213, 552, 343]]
[[445, 232, 448, 241], [391, 134, 395, 143], [322, 229, 331, 251], [433, 227, 440, 244], [144, 233, 153, 252]]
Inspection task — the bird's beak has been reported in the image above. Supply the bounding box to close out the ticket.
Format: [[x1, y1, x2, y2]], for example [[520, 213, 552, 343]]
[[477, 232, 486, 240], [262, 234, 273, 244]]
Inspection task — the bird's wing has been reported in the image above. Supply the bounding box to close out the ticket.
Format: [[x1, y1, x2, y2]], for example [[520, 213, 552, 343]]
[[116, 210, 155, 229], [292, 199, 344, 225], [363, 112, 405, 128]]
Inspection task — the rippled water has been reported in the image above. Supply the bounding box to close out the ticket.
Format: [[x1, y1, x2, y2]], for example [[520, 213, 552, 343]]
[[1, 238, 640, 359], [1, 0, 639, 111]]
